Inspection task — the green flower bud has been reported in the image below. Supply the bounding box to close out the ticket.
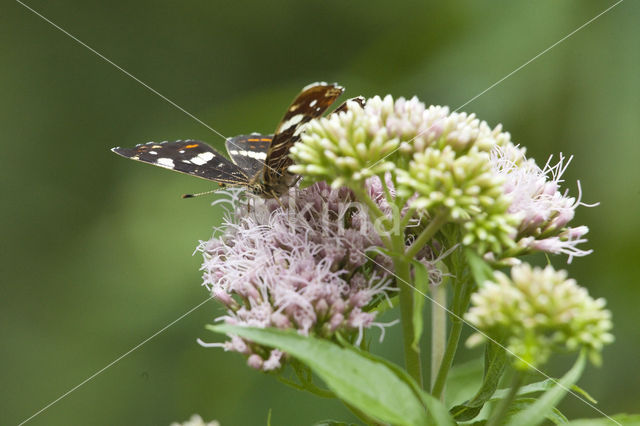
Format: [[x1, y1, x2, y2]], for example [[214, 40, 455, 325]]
[[465, 264, 614, 370], [397, 145, 516, 254], [289, 98, 399, 187]]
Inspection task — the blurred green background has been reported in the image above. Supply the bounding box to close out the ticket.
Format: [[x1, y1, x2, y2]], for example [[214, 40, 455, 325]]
[[3, 0, 639, 424]]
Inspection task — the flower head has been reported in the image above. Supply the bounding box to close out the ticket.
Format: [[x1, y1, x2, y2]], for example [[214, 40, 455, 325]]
[[397, 144, 516, 254], [170, 415, 220, 426], [197, 183, 396, 371], [292, 93, 595, 259], [465, 264, 613, 369], [292, 94, 522, 255], [289, 96, 401, 187], [491, 145, 595, 262]]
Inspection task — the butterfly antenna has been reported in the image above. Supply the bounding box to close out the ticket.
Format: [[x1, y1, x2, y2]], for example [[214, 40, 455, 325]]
[[181, 189, 220, 199]]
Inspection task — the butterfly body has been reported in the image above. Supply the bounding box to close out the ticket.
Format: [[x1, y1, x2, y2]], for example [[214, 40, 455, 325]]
[[112, 83, 363, 198]]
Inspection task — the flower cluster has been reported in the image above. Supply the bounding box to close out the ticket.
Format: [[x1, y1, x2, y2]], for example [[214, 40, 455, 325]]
[[197, 183, 396, 371], [289, 97, 401, 186], [170, 415, 219, 426], [190, 87, 615, 426], [290, 96, 514, 188], [397, 145, 515, 254], [491, 145, 594, 262], [465, 264, 614, 369], [291, 95, 592, 260]]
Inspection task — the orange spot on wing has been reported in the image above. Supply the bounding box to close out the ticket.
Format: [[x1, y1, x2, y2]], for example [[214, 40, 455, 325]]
[[261, 138, 271, 141], [247, 139, 260, 142], [185, 144, 198, 148]]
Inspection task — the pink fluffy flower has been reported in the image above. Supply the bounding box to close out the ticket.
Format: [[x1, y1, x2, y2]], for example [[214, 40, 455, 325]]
[[491, 144, 596, 262], [196, 183, 397, 371]]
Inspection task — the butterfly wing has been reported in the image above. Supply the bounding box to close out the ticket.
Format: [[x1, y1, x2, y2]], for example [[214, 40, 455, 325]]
[[225, 133, 273, 180], [264, 82, 344, 178], [111, 140, 249, 185], [332, 96, 366, 114]]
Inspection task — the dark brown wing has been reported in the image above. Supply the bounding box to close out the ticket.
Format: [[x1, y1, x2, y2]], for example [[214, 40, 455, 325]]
[[111, 140, 249, 185], [332, 96, 366, 114], [225, 133, 273, 180], [264, 82, 344, 178]]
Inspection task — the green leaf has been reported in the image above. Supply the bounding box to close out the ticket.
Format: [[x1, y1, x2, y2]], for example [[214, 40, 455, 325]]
[[508, 398, 568, 424], [450, 342, 507, 421], [279, 359, 336, 398], [208, 324, 430, 426], [492, 379, 597, 404], [565, 414, 640, 426], [465, 397, 568, 424], [411, 260, 430, 351], [570, 383, 598, 404], [506, 351, 587, 426], [336, 334, 455, 426], [422, 393, 457, 426], [444, 359, 484, 407], [492, 379, 552, 400], [313, 421, 359, 426], [464, 248, 494, 286]]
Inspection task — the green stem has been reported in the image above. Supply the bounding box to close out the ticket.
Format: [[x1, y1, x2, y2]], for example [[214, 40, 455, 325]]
[[399, 206, 416, 230], [430, 281, 447, 393], [353, 186, 388, 224], [487, 370, 524, 426], [431, 277, 471, 399], [351, 182, 422, 386], [352, 186, 392, 248], [380, 172, 394, 203], [352, 180, 432, 388], [393, 252, 424, 388], [405, 212, 448, 259]]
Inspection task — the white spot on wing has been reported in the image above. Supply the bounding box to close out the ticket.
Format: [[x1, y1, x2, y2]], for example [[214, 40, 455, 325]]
[[293, 122, 309, 137], [303, 81, 328, 90], [309, 99, 317, 107], [157, 158, 175, 168], [247, 151, 267, 160], [149, 151, 158, 155], [278, 114, 304, 132], [190, 151, 215, 165], [231, 150, 267, 160]]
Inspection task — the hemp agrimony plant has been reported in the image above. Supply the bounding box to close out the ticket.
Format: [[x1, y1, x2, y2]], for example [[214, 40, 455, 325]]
[[193, 95, 621, 426]]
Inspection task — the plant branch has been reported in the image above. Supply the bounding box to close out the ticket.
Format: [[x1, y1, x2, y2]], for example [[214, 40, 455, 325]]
[[431, 276, 471, 399], [351, 185, 392, 249], [405, 212, 448, 259], [392, 253, 424, 387], [399, 206, 417, 230], [486, 370, 524, 426], [430, 280, 447, 393]]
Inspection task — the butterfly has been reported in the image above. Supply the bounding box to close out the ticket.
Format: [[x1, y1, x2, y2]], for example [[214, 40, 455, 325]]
[[111, 82, 364, 199]]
